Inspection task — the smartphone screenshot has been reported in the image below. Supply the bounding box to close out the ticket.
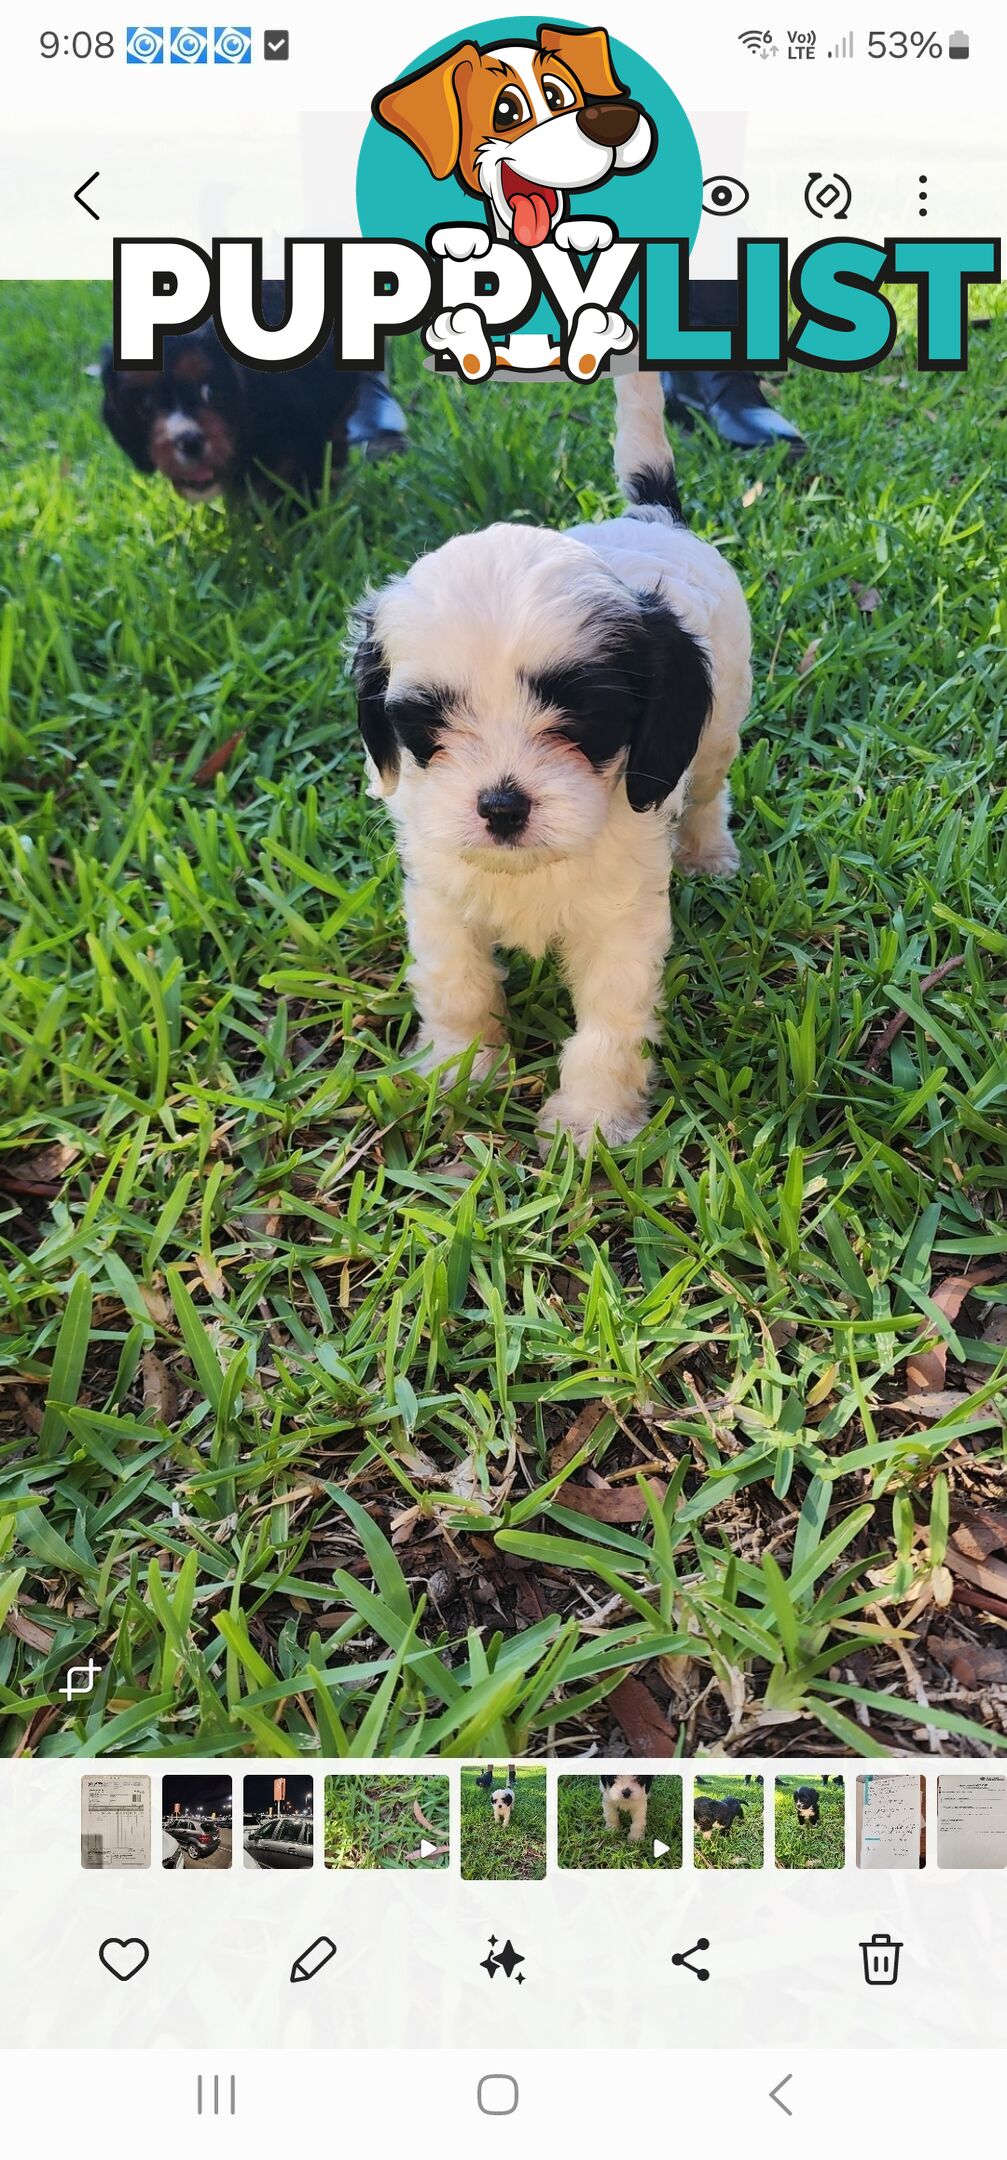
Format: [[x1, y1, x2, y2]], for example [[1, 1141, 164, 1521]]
[[1, 5, 1005, 2152]]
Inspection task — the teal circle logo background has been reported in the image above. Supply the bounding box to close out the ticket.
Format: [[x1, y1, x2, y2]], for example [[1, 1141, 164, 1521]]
[[356, 17, 702, 252]]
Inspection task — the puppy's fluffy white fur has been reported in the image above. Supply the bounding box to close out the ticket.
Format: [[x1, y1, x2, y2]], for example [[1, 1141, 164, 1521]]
[[353, 375, 751, 1152]]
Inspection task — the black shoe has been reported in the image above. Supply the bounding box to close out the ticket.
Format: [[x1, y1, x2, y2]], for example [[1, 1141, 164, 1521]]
[[346, 373, 409, 461], [661, 370, 807, 458]]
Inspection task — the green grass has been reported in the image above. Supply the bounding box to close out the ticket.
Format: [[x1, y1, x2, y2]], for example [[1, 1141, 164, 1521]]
[[693, 1771, 764, 1867], [557, 1772, 682, 1867], [460, 1764, 546, 1878], [1, 282, 1007, 1762], [774, 1773, 845, 1867], [323, 1772, 449, 1867]]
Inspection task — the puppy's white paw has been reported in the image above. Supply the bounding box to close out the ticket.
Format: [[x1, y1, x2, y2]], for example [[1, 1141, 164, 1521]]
[[552, 217, 616, 254], [672, 831, 741, 879], [429, 225, 492, 262], [537, 1089, 649, 1156], [423, 306, 494, 381], [414, 1033, 508, 1085], [566, 304, 636, 383]]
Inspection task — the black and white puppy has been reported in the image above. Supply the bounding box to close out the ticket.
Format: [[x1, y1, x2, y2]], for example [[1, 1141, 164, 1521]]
[[492, 1784, 515, 1826], [352, 373, 750, 1152], [600, 1772, 653, 1842]]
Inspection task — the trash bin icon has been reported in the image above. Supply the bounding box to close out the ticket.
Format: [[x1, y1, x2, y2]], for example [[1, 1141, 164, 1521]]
[[861, 1932, 902, 1985], [948, 29, 970, 58]]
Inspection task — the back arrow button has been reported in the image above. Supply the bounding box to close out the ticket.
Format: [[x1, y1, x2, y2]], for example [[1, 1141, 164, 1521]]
[[74, 172, 100, 220], [769, 2074, 793, 2117]]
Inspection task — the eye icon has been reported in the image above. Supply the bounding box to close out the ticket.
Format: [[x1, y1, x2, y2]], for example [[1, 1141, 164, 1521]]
[[125, 25, 165, 62], [170, 25, 208, 61], [702, 174, 750, 217], [213, 24, 251, 62]]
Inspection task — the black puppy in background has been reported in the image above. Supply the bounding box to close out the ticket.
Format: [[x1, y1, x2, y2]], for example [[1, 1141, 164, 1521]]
[[94, 284, 405, 502]]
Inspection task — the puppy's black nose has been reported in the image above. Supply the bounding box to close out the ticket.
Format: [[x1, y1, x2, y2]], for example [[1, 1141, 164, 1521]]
[[177, 429, 205, 460], [621, 1788, 634, 1799], [576, 100, 641, 149], [477, 783, 531, 839]]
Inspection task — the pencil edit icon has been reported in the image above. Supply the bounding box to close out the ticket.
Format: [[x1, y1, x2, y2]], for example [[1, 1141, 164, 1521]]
[[290, 1935, 336, 1984]]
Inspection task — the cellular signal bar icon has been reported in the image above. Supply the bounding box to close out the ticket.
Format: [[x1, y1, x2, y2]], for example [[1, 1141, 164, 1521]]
[[827, 31, 855, 58]]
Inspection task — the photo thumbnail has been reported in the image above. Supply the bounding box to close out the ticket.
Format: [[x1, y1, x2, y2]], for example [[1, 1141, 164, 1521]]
[[162, 1774, 233, 1869], [856, 1775, 926, 1870], [80, 1774, 151, 1870], [461, 1765, 546, 1882], [324, 1775, 450, 1870], [558, 1773, 682, 1869], [243, 1774, 314, 1869], [692, 1775, 764, 1868], [774, 1775, 845, 1869]]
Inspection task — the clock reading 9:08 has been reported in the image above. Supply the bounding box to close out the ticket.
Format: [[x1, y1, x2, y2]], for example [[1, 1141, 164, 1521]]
[[41, 31, 115, 57]]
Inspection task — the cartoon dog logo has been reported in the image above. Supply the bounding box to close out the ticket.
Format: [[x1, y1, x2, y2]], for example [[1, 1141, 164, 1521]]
[[373, 22, 656, 376]]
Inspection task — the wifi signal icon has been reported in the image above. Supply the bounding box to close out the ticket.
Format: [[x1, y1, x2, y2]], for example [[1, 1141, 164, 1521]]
[[739, 28, 773, 54]]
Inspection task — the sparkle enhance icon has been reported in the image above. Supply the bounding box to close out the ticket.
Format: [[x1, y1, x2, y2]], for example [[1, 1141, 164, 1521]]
[[480, 1936, 527, 1983]]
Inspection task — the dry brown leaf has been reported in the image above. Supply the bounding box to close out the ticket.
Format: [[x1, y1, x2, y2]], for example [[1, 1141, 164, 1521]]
[[742, 479, 764, 508], [657, 1652, 696, 1703], [195, 1250, 227, 1300], [4, 1608, 57, 1653], [797, 638, 821, 676], [13, 1385, 45, 1436], [138, 1280, 171, 1328], [885, 1389, 977, 1420], [608, 1675, 678, 1756], [931, 1638, 1007, 1687], [907, 1267, 1007, 1393], [559, 1476, 665, 1524], [194, 730, 245, 785], [548, 1400, 606, 1475], [0, 1141, 80, 1196], [851, 582, 882, 613], [141, 1349, 178, 1425], [952, 1510, 1007, 1563], [412, 1799, 438, 1833], [946, 1542, 1007, 1600]]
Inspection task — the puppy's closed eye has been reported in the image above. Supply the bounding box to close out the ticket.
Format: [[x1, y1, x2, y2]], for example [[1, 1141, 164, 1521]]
[[386, 686, 451, 767]]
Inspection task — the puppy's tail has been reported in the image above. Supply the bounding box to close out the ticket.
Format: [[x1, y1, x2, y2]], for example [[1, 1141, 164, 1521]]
[[613, 370, 686, 525]]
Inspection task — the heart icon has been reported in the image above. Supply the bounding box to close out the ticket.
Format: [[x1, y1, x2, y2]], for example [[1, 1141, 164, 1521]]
[[98, 1936, 150, 1983]]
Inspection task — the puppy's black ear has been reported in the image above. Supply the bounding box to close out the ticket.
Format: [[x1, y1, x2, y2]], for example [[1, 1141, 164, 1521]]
[[351, 622, 399, 795], [625, 592, 712, 812]]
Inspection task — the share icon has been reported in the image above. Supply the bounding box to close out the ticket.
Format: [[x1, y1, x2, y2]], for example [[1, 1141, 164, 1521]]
[[671, 1937, 711, 1982]]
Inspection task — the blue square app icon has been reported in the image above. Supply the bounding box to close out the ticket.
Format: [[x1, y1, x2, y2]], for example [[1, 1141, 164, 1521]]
[[169, 26, 208, 61], [125, 26, 164, 62], [213, 25, 251, 62]]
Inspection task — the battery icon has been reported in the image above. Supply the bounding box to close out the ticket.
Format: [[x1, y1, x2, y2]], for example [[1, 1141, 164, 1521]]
[[861, 1932, 903, 1985], [948, 29, 970, 57]]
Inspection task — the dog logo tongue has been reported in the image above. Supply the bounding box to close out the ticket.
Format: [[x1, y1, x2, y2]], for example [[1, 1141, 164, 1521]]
[[512, 188, 553, 249]]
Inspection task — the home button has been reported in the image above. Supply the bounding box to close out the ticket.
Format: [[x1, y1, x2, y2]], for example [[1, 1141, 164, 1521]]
[[477, 2074, 519, 2116]]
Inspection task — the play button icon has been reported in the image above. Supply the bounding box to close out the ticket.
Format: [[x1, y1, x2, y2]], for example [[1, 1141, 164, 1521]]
[[653, 1838, 670, 1859], [420, 1839, 438, 1858]]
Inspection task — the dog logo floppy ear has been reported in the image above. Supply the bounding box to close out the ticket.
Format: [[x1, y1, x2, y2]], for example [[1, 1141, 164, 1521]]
[[537, 23, 628, 99], [352, 625, 400, 797], [625, 595, 712, 812], [373, 41, 480, 179]]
